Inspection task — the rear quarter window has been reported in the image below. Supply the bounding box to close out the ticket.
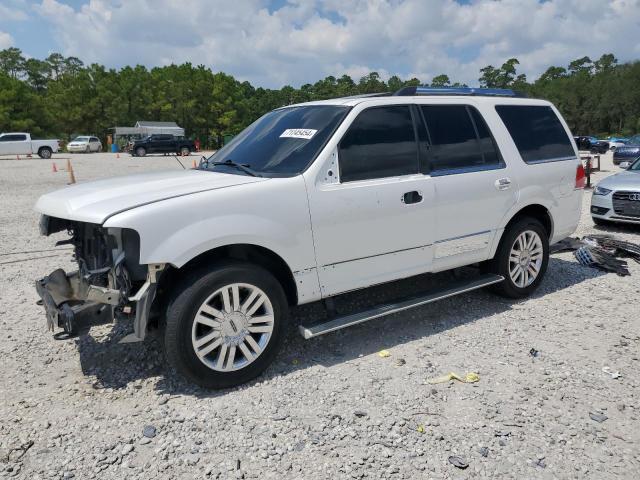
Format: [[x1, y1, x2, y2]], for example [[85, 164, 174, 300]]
[[495, 105, 575, 164]]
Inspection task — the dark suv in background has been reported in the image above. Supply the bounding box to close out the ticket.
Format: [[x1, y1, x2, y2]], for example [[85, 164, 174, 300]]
[[613, 134, 640, 165], [131, 134, 195, 157]]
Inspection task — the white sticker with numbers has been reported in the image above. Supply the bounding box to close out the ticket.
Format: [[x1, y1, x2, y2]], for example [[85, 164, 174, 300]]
[[280, 128, 318, 139]]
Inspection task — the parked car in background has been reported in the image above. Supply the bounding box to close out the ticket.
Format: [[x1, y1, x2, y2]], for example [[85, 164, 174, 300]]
[[34, 87, 583, 388], [613, 134, 640, 165], [591, 157, 640, 225], [607, 136, 628, 151], [0, 132, 60, 159], [67, 136, 102, 153], [573, 136, 608, 153], [130, 134, 195, 157]]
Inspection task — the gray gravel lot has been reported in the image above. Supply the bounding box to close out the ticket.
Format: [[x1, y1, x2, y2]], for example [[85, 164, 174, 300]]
[[1, 151, 639, 479]]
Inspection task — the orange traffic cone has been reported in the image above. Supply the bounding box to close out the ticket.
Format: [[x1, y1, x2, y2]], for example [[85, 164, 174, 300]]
[[66, 159, 76, 184], [192, 159, 197, 168], [116, 152, 120, 159], [17, 154, 20, 160], [52, 162, 58, 173]]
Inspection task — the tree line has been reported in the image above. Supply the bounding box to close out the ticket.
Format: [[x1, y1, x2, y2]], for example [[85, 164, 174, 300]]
[[1, 48, 638, 148]]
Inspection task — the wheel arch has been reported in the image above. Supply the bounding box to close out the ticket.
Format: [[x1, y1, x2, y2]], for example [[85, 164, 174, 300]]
[[491, 203, 554, 257], [161, 243, 298, 307]]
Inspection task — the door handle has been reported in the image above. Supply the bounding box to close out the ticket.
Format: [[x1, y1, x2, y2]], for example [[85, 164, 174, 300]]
[[495, 178, 512, 191], [402, 191, 423, 204]]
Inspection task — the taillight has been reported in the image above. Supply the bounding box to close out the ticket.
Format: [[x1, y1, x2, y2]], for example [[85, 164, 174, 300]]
[[575, 164, 586, 189]]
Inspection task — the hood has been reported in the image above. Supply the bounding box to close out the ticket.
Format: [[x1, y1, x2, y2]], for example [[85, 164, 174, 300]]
[[35, 169, 266, 224], [598, 170, 640, 190], [68, 141, 88, 146]]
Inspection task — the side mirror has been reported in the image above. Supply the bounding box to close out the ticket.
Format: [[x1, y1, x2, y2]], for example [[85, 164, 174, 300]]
[[619, 161, 631, 169]]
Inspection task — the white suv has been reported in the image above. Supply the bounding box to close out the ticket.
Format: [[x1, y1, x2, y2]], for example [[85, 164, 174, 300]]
[[35, 87, 584, 388]]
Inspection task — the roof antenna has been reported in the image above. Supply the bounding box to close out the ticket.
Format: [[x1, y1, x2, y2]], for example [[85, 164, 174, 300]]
[[173, 155, 186, 170]]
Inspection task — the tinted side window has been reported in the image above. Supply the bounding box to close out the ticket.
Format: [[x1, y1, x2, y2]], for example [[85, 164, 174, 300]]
[[495, 105, 575, 163], [339, 106, 418, 182], [421, 105, 500, 172], [0, 134, 27, 141]]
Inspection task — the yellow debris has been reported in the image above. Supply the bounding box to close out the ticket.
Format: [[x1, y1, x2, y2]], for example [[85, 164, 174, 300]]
[[417, 424, 425, 433], [427, 372, 480, 384], [378, 350, 391, 358]]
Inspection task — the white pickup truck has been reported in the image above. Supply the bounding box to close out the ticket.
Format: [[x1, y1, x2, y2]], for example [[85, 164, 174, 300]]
[[34, 87, 584, 389], [0, 132, 60, 159]]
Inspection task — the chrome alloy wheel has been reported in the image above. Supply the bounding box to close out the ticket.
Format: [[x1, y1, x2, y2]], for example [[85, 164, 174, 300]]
[[191, 283, 275, 372], [508, 230, 544, 288]]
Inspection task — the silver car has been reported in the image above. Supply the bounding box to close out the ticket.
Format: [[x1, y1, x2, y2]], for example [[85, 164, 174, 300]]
[[591, 158, 640, 225], [67, 136, 102, 153]]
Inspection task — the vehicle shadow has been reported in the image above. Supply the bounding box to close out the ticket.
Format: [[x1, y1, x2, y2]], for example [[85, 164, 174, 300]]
[[75, 256, 605, 397], [592, 221, 640, 235]]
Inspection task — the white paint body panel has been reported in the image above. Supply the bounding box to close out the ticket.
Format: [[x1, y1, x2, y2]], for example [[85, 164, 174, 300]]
[[34, 95, 582, 306]]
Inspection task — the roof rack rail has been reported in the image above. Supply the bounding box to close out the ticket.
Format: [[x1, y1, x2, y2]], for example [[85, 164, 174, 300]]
[[393, 86, 525, 97], [339, 92, 393, 99]]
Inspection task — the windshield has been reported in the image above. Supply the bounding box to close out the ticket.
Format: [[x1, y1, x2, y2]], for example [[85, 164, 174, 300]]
[[203, 105, 350, 176], [629, 158, 640, 171], [628, 135, 640, 145], [73, 136, 90, 142]]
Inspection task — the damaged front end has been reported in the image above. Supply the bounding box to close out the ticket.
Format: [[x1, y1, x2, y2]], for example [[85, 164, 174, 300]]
[[36, 215, 164, 341]]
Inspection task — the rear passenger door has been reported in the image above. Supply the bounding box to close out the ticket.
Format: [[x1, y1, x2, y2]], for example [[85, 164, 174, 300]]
[[419, 104, 517, 270]]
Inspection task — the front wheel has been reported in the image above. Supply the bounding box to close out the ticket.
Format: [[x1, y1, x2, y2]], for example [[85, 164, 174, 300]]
[[135, 147, 146, 157], [164, 261, 288, 389], [488, 217, 549, 298], [180, 146, 190, 156]]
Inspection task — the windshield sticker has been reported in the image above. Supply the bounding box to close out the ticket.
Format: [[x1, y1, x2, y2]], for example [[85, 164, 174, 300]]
[[280, 128, 318, 140]]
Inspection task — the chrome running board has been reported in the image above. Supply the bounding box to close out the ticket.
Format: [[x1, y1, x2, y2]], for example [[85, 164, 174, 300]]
[[299, 273, 504, 339]]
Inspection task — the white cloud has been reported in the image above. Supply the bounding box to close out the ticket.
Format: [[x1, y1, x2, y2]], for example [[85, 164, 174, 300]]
[[0, 31, 14, 49], [0, 2, 28, 22], [33, 0, 640, 88]]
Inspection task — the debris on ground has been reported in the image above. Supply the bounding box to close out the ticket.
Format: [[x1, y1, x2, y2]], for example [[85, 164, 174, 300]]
[[552, 234, 640, 276], [448, 455, 469, 469], [416, 424, 425, 433], [427, 372, 480, 384], [589, 412, 608, 423], [529, 348, 539, 358], [142, 425, 157, 438], [395, 358, 406, 366], [478, 447, 489, 457], [602, 367, 621, 379], [378, 350, 391, 358]]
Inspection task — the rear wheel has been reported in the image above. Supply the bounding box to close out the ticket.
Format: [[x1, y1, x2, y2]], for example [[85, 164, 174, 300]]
[[488, 217, 549, 298], [164, 261, 288, 389], [135, 147, 146, 157], [38, 147, 52, 159], [180, 146, 190, 156]]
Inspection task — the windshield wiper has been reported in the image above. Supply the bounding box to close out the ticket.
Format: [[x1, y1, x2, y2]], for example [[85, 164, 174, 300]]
[[211, 159, 261, 177]]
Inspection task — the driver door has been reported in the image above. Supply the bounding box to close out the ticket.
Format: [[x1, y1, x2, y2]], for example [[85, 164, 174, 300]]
[[305, 105, 435, 297]]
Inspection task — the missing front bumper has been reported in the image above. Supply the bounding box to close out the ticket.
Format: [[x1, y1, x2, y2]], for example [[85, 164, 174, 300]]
[[35, 275, 114, 335]]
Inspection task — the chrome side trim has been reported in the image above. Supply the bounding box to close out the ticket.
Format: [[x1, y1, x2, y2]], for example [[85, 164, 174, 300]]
[[434, 230, 491, 259], [299, 273, 504, 339]]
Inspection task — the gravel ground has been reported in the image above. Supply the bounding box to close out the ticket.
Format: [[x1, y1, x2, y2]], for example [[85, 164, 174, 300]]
[[1, 151, 639, 479]]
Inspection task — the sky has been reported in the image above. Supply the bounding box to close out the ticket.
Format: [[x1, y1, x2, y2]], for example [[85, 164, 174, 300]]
[[1, 0, 639, 88]]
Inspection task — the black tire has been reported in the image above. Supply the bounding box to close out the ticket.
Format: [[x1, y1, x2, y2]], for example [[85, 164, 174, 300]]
[[135, 147, 146, 157], [180, 146, 190, 156], [592, 216, 609, 226], [488, 217, 549, 298], [164, 261, 289, 389], [38, 147, 52, 159]]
